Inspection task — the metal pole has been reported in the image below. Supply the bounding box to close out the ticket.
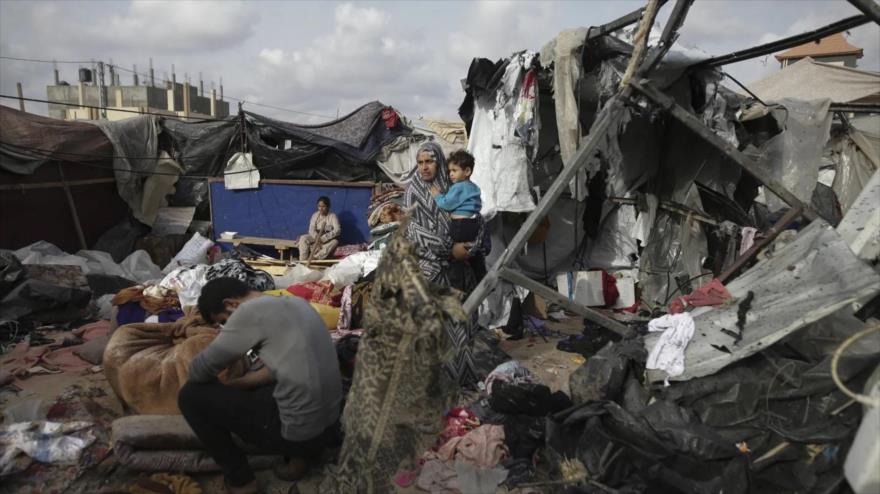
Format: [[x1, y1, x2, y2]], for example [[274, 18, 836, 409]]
[[97, 61, 107, 119], [57, 163, 88, 251], [500, 268, 632, 337], [463, 91, 632, 315], [693, 15, 869, 68], [630, 79, 819, 221], [639, 0, 695, 75], [718, 206, 803, 283], [15, 82, 24, 112], [846, 0, 880, 25]]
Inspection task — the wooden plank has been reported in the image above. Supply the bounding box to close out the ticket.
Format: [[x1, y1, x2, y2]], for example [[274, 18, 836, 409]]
[[0, 177, 116, 191], [499, 268, 632, 337], [216, 236, 299, 248], [207, 177, 376, 188]]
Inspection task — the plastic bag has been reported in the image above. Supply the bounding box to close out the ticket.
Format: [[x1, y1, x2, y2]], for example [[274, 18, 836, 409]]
[[119, 250, 163, 283], [159, 265, 209, 307], [162, 233, 213, 274], [274, 264, 322, 287]]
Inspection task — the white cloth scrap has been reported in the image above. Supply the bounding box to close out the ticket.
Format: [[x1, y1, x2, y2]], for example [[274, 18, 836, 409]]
[[740, 227, 758, 254], [646, 313, 696, 385]]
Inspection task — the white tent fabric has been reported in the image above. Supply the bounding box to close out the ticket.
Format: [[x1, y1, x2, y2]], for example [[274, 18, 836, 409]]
[[748, 57, 880, 105]]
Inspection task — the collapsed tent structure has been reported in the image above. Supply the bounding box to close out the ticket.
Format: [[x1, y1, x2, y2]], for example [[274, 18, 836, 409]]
[[1, 0, 879, 493]]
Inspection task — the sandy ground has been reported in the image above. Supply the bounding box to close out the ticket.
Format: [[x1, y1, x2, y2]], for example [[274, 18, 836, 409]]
[[0, 315, 587, 494]]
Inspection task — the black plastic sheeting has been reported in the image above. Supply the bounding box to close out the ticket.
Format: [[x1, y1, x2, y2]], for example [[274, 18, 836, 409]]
[[1, 102, 408, 216], [245, 101, 410, 183], [0, 260, 91, 324], [548, 320, 878, 494]]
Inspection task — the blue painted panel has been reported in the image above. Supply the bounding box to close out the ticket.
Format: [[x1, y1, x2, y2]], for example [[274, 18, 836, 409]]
[[210, 182, 372, 245]]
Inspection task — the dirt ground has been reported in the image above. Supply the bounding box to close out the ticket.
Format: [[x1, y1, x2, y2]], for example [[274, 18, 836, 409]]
[[0, 315, 588, 494]]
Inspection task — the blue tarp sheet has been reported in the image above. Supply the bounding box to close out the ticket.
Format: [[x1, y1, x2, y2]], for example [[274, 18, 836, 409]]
[[210, 181, 373, 246]]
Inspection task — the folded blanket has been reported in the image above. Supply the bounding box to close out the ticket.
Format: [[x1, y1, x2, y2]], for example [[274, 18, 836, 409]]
[[103, 310, 246, 414], [112, 415, 276, 472]]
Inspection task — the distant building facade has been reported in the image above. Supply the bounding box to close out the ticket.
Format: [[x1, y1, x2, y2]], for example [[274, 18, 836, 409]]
[[46, 66, 230, 121], [775, 33, 864, 68]]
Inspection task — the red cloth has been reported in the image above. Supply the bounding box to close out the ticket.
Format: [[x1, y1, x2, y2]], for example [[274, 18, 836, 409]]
[[0, 321, 112, 385], [286, 281, 343, 307], [382, 108, 399, 129], [333, 244, 367, 259], [589, 270, 619, 306], [669, 278, 733, 314], [438, 407, 480, 446]]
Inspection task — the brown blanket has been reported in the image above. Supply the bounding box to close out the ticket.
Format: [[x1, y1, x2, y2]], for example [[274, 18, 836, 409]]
[[103, 310, 245, 414]]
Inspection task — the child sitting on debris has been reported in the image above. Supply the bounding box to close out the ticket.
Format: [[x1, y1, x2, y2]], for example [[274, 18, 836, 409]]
[[431, 149, 486, 282]]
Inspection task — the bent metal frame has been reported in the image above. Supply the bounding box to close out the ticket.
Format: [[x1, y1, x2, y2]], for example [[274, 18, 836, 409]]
[[462, 0, 880, 337]]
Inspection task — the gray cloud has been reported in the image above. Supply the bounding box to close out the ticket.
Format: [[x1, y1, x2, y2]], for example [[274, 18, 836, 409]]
[[2, 0, 877, 123]]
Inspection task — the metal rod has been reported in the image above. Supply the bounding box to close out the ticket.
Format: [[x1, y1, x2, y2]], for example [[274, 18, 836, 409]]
[[499, 268, 632, 337], [846, 0, 880, 25], [717, 206, 802, 283], [462, 91, 632, 315], [693, 15, 870, 68], [57, 163, 88, 250], [639, 0, 695, 75], [586, 1, 668, 41], [630, 79, 818, 221], [830, 103, 880, 113]]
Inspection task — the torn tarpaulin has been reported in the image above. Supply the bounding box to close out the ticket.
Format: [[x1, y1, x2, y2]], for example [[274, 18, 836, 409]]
[[647, 219, 880, 383]]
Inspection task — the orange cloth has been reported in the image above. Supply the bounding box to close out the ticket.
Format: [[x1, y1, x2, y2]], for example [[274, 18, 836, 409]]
[[112, 286, 180, 314]]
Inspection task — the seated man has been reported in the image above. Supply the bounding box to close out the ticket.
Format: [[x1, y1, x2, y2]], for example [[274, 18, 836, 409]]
[[178, 278, 342, 494]]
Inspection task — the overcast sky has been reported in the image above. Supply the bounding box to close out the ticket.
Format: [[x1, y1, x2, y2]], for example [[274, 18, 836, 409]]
[[1, 0, 877, 123]]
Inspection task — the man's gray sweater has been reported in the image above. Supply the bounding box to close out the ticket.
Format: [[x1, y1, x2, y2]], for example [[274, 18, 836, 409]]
[[188, 295, 342, 441]]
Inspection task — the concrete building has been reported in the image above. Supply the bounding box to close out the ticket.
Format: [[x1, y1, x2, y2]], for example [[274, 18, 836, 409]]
[[775, 33, 864, 68], [46, 66, 230, 121]]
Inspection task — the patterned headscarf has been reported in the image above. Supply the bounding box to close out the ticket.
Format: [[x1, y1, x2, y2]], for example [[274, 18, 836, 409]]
[[403, 141, 453, 282]]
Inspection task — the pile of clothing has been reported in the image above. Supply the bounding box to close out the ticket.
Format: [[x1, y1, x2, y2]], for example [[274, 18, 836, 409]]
[[391, 361, 573, 492], [366, 185, 406, 249]]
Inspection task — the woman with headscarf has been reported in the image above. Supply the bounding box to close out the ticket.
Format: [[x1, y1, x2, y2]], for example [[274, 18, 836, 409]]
[[403, 141, 489, 293], [298, 196, 341, 262], [403, 141, 490, 386]]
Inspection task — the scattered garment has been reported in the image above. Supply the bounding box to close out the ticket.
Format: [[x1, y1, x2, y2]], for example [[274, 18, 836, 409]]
[[646, 313, 696, 384], [113, 285, 181, 314], [740, 226, 758, 254], [333, 243, 368, 259], [455, 461, 509, 494], [0, 321, 113, 387], [129, 473, 202, 494], [0, 421, 95, 476], [668, 278, 733, 314], [287, 281, 343, 307], [483, 361, 534, 396], [468, 51, 538, 219], [425, 424, 509, 468], [488, 381, 572, 417], [437, 408, 481, 448]]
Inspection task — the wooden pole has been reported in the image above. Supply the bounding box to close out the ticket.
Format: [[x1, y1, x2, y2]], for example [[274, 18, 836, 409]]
[[16, 82, 25, 112], [57, 163, 88, 251]]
